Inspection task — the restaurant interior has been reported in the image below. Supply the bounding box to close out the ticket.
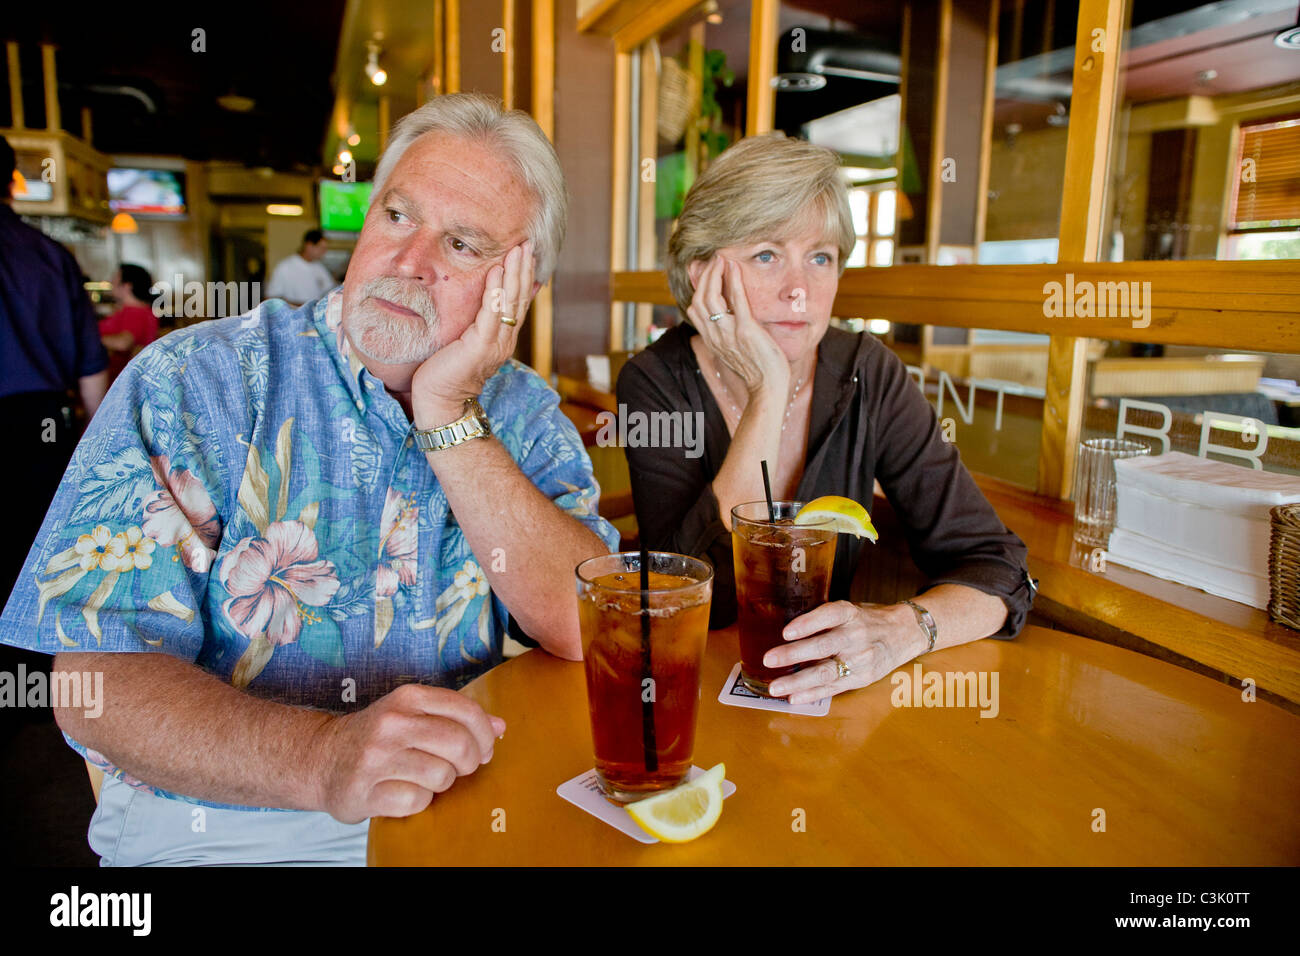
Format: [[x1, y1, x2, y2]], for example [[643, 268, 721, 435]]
[[2, 0, 1299, 872]]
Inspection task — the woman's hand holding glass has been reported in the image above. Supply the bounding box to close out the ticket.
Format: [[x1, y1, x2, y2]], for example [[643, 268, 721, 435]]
[[763, 601, 930, 704]]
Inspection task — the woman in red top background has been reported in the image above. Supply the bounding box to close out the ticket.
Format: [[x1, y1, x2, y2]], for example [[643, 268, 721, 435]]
[[99, 263, 159, 382]]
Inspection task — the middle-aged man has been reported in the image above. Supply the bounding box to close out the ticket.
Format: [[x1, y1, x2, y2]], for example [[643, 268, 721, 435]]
[[266, 227, 337, 307], [0, 93, 618, 865]]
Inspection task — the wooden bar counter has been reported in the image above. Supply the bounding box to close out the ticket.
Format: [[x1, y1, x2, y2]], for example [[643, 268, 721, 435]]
[[368, 624, 1300, 866], [968, 475, 1300, 710]]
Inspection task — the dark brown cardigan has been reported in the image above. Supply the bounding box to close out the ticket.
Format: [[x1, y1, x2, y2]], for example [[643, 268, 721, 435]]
[[616, 322, 1034, 635]]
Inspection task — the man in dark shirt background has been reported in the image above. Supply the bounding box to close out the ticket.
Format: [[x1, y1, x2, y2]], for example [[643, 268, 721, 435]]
[[0, 134, 109, 747]]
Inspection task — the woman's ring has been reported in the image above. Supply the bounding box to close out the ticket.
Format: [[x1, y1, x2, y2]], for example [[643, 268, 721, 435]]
[[707, 311, 732, 322], [832, 656, 852, 680], [499, 314, 518, 327]]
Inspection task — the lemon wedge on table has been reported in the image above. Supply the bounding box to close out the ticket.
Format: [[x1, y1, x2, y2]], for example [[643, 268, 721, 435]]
[[794, 495, 878, 541], [626, 763, 726, 843]]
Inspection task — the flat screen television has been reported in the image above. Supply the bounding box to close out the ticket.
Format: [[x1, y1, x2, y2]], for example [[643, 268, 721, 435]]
[[107, 168, 186, 216], [319, 179, 373, 234], [12, 149, 54, 202]]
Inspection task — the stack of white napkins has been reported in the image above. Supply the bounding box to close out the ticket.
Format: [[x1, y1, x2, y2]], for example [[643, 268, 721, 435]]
[[1106, 451, 1300, 608]]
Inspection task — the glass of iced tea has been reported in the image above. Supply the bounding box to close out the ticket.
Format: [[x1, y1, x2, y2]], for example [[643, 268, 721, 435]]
[[575, 552, 713, 804], [731, 501, 837, 696]]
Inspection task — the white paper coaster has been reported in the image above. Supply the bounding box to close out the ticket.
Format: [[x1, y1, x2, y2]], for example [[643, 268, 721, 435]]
[[556, 766, 737, 843], [716, 662, 830, 716]]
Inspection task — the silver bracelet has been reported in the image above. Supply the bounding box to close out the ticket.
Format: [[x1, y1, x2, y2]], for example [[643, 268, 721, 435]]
[[901, 599, 938, 654]]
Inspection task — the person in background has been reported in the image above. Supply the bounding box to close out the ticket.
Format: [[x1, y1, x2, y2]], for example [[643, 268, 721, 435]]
[[0, 133, 109, 741], [100, 262, 160, 382], [266, 228, 336, 307]]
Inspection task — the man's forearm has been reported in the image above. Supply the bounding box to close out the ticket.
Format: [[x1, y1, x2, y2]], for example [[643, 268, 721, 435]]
[[53, 650, 333, 810], [422, 436, 609, 659], [78, 371, 109, 419]]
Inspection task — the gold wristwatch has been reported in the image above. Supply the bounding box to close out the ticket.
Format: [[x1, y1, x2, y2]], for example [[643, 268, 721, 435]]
[[412, 398, 492, 452]]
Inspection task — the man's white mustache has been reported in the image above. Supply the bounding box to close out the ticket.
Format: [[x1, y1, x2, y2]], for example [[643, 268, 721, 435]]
[[361, 277, 437, 324]]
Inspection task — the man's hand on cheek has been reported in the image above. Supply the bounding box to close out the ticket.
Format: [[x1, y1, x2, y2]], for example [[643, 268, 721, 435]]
[[411, 239, 535, 429]]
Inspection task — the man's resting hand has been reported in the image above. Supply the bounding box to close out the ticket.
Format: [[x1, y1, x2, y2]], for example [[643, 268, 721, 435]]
[[314, 683, 507, 824]]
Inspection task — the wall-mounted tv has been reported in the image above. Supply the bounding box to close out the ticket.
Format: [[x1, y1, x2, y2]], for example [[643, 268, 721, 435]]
[[12, 148, 54, 202], [320, 179, 373, 234], [108, 168, 187, 216]]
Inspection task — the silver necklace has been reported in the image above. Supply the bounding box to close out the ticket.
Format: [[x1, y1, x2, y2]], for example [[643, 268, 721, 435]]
[[714, 368, 806, 432]]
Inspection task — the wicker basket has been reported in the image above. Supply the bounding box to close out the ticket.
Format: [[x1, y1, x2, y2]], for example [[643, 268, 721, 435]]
[[658, 57, 697, 145], [1268, 502, 1300, 631]]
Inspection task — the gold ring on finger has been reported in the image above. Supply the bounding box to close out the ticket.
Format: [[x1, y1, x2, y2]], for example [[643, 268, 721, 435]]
[[707, 310, 732, 322], [831, 656, 852, 680], [499, 314, 518, 326]]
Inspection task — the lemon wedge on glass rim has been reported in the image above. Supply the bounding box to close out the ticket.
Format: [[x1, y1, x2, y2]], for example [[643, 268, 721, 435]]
[[626, 763, 726, 843], [794, 495, 878, 541]]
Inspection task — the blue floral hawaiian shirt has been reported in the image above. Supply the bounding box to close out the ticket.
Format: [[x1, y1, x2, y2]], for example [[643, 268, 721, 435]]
[[0, 289, 618, 807]]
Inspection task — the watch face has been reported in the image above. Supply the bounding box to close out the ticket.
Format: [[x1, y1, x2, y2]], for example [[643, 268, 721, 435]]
[[468, 400, 491, 433]]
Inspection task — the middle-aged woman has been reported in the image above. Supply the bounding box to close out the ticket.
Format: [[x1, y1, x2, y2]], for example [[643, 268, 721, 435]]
[[617, 133, 1034, 706]]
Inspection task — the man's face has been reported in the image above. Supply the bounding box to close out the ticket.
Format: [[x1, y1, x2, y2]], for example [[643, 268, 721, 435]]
[[341, 131, 534, 368], [307, 239, 329, 261]]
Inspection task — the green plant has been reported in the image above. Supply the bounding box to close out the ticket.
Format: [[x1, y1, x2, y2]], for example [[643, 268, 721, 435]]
[[700, 49, 734, 158]]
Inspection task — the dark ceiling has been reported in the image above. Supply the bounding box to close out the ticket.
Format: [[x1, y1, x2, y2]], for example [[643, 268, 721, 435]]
[[771, 0, 1300, 136], [2, 0, 346, 170]]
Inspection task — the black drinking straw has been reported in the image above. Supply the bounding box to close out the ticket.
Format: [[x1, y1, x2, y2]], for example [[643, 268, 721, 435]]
[[761, 459, 776, 521], [638, 545, 658, 773]]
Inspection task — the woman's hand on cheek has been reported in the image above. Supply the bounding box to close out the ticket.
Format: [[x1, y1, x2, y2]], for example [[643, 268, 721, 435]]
[[687, 254, 788, 396]]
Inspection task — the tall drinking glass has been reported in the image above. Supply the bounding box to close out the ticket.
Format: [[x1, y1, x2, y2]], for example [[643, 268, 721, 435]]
[[731, 501, 837, 696], [1073, 438, 1151, 546], [576, 552, 713, 804]]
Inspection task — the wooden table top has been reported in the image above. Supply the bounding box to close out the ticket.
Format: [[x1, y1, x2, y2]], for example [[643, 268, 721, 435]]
[[367, 624, 1300, 866]]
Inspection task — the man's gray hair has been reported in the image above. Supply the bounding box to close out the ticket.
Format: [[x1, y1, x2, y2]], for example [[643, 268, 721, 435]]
[[372, 92, 567, 282]]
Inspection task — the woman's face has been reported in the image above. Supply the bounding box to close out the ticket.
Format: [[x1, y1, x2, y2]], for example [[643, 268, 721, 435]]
[[694, 220, 840, 365]]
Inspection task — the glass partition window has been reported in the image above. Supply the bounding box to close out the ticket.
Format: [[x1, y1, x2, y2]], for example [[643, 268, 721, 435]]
[[1105, 1, 1300, 263], [1083, 347, 1300, 478], [1227, 116, 1300, 260], [877, 324, 1051, 490], [644, 0, 751, 273], [984, 0, 1079, 249], [846, 183, 897, 267]]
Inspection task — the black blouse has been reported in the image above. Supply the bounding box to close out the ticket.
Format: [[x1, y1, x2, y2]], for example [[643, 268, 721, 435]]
[[615, 322, 1034, 635]]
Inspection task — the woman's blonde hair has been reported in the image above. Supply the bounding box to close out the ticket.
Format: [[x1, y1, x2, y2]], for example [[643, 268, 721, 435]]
[[666, 133, 855, 315]]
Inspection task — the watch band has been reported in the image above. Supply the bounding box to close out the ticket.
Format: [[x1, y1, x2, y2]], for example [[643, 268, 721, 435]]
[[901, 599, 938, 654], [412, 398, 492, 452]]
